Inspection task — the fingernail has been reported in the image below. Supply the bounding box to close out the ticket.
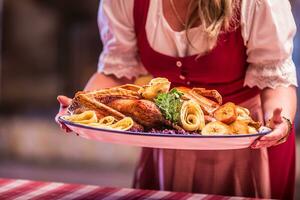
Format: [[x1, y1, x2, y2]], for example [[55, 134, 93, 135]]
[[255, 142, 261, 148]]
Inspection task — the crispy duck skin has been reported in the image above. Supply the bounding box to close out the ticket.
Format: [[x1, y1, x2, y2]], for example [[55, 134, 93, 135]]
[[107, 99, 164, 128], [175, 87, 221, 116], [86, 87, 141, 100], [68, 92, 144, 131], [68, 92, 125, 119]]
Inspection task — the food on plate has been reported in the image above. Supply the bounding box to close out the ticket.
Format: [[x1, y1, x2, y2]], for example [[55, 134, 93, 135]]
[[204, 115, 217, 123], [118, 84, 142, 92], [88, 116, 134, 131], [88, 87, 140, 100], [248, 125, 258, 134], [109, 117, 134, 130], [138, 77, 171, 100], [68, 88, 144, 131], [213, 102, 237, 124], [98, 116, 116, 126], [248, 121, 262, 130], [154, 88, 183, 123], [63, 77, 265, 135], [236, 106, 252, 122], [107, 99, 164, 127], [192, 88, 222, 105], [230, 120, 249, 134], [64, 111, 134, 131], [201, 121, 231, 135], [64, 110, 98, 124], [235, 106, 262, 130], [69, 91, 127, 119], [176, 87, 221, 115], [180, 100, 205, 131]]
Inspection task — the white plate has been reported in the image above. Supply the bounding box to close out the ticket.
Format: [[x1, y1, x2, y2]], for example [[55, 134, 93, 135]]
[[58, 116, 270, 150]]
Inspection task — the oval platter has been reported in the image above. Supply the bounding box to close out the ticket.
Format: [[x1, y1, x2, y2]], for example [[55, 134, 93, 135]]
[[58, 116, 270, 150]]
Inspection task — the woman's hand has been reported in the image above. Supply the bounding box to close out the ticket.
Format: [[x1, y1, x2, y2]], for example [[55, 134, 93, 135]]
[[251, 108, 290, 149], [55, 95, 72, 132]]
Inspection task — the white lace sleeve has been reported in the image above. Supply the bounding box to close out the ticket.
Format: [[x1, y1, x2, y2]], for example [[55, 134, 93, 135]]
[[241, 0, 298, 89], [245, 57, 297, 89], [97, 0, 148, 79]]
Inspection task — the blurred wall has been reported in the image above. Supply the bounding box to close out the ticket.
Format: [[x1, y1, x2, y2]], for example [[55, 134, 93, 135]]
[[1, 0, 101, 112], [0, 0, 136, 171]]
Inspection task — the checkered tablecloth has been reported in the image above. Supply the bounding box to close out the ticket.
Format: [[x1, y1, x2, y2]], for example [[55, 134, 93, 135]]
[[0, 178, 257, 200]]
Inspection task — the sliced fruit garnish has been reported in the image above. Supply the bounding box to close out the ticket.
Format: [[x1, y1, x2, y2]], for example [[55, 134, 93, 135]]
[[230, 120, 249, 134], [236, 106, 252, 121], [138, 77, 171, 100], [213, 102, 237, 124], [248, 125, 258, 134], [201, 121, 231, 135], [248, 121, 262, 130]]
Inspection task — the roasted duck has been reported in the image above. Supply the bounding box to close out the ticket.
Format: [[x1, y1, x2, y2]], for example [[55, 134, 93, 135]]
[[65, 77, 263, 135], [175, 87, 222, 115], [69, 87, 165, 129], [107, 99, 164, 127], [68, 91, 144, 131]]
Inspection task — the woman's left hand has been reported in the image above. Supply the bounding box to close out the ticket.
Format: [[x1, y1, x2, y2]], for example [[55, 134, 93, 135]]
[[251, 108, 290, 149]]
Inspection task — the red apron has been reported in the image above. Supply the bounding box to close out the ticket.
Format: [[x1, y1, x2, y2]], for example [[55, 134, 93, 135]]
[[132, 0, 295, 199]]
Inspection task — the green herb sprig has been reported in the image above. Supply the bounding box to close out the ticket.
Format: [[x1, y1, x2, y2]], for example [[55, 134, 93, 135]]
[[154, 89, 183, 123]]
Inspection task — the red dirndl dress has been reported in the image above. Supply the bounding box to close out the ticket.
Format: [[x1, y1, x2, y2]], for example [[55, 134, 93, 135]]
[[132, 0, 296, 199]]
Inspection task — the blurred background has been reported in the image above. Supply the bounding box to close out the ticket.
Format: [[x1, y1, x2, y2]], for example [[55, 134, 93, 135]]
[[0, 0, 299, 198]]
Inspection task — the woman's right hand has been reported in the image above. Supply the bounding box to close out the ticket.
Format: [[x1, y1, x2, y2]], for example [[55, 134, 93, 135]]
[[55, 95, 72, 132]]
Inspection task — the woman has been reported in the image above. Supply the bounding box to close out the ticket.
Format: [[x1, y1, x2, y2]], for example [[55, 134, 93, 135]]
[[56, 0, 297, 199]]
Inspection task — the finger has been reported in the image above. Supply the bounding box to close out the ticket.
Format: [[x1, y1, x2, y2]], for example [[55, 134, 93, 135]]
[[55, 111, 67, 122], [251, 141, 260, 149], [60, 123, 72, 133], [251, 139, 264, 149], [264, 141, 278, 148], [251, 140, 277, 149], [55, 115, 59, 123], [57, 95, 72, 107], [271, 108, 283, 124], [252, 140, 275, 148], [55, 113, 72, 132], [259, 128, 285, 141]]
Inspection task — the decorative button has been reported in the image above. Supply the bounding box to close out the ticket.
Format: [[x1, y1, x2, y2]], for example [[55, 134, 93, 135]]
[[176, 61, 182, 68], [179, 75, 186, 80]]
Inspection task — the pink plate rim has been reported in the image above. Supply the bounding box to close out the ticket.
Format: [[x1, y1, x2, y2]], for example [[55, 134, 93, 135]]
[[58, 115, 271, 138]]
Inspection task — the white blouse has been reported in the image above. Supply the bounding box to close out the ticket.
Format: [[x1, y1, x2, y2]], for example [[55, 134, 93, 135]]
[[97, 0, 298, 89]]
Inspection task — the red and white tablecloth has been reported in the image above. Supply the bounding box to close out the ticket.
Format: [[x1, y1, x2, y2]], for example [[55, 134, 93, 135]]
[[0, 178, 259, 200]]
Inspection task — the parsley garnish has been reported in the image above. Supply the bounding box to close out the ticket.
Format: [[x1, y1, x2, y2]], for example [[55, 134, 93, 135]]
[[154, 89, 183, 123]]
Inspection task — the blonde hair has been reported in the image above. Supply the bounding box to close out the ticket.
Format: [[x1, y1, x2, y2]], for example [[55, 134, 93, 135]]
[[186, 0, 239, 52]]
